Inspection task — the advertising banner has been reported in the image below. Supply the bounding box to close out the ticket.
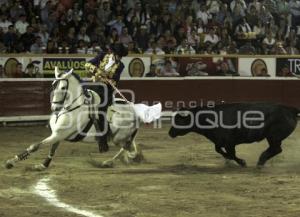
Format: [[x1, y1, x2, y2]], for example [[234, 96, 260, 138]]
[[238, 58, 276, 77], [0, 56, 151, 78], [276, 58, 300, 77]]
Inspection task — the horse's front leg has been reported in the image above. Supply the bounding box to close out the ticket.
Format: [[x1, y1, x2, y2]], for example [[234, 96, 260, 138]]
[[5, 133, 61, 169], [32, 142, 60, 171]]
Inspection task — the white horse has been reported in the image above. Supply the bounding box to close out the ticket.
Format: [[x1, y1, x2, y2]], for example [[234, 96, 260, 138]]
[[5, 67, 143, 170]]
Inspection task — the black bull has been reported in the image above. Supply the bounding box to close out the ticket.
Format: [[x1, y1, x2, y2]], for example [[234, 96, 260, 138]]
[[169, 103, 299, 167]]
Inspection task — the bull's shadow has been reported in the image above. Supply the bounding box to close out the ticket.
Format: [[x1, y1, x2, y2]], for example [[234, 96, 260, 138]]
[[119, 163, 300, 175]]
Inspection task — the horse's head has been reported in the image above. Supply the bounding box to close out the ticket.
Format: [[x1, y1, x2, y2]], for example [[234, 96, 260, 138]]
[[51, 67, 82, 112]]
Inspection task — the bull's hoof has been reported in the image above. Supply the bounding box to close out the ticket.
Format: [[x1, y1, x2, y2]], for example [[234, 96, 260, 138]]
[[238, 159, 247, 168], [5, 160, 14, 169], [101, 160, 114, 168]]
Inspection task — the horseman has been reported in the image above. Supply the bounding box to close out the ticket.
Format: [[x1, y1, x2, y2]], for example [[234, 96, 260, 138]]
[[84, 43, 128, 153]]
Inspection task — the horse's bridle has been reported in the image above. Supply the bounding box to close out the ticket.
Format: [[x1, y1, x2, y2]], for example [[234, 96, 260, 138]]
[[51, 79, 69, 105], [51, 78, 84, 112]]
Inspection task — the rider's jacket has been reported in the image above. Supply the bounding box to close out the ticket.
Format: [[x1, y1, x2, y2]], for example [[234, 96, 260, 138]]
[[84, 52, 124, 85]]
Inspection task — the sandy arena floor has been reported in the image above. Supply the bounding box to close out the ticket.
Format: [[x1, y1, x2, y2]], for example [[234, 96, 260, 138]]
[[1, 123, 300, 217]]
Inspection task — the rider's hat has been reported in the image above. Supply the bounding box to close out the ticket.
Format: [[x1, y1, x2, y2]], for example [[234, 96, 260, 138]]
[[109, 43, 128, 58]]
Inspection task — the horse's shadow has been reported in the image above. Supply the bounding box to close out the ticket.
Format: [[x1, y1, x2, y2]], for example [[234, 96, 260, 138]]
[[118, 163, 263, 175]]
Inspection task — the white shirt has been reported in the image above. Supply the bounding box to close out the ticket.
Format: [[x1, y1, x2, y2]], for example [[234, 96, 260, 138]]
[[206, 0, 220, 14], [15, 20, 29, 34], [145, 48, 165, 55], [289, 0, 300, 16], [196, 10, 211, 25], [204, 34, 219, 44], [0, 20, 12, 33]]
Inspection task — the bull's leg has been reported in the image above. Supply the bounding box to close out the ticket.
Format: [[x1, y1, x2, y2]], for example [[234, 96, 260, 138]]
[[5, 133, 61, 169], [215, 145, 230, 159], [257, 141, 282, 167], [225, 146, 247, 167]]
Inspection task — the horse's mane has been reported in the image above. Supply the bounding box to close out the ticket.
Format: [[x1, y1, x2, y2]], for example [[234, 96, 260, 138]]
[[71, 72, 83, 83]]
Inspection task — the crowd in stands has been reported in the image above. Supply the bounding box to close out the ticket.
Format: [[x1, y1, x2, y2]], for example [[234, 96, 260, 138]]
[[0, 0, 300, 55]]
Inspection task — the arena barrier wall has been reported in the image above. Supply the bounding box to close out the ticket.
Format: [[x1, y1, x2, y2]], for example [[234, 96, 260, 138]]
[[0, 77, 299, 119]]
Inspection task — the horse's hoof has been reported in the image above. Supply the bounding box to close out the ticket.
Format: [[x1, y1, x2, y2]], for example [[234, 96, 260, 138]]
[[98, 144, 109, 153], [101, 160, 114, 168], [5, 160, 14, 169]]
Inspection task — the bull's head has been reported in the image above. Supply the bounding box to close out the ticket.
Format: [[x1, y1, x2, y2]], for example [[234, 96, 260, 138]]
[[168, 109, 194, 138]]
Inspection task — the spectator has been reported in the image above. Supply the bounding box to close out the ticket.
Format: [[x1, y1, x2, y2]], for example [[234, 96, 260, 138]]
[[24, 63, 37, 78], [246, 5, 259, 28], [215, 3, 229, 25], [235, 18, 252, 39], [174, 26, 187, 45], [87, 41, 102, 55], [159, 60, 179, 77], [230, 0, 247, 16], [12, 62, 24, 78], [77, 26, 90, 44], [145, 64, 157, 77], [10, 1, 26, 22], [37, 24, 49, 46], [206, 0, 221, 15], [214, 61, 239, 76], [289, 0, 300, 27], [20, 25, 35, 52], [272, 41, 287, 54], [263, 32, 276, 53], [46, 39, 58, 53], [97, 0, 111, 24], [148, 14, 159, 36], [107, 13, 125, 35], [3, 25, 18, 52], [286, 40, 299, 54], [107, 28, 120, 44], [175, 38, 196, 54], [259, 6, 273, 24], [204, 27, 219, 45], [188, 29, 200, 49], [127, 41, 141, 54], [226, 41, 239, 54], [15, 14, 29, 35], [119, 27, 133, 47], [30, 36, 43, 53], [196, 4, 211, 26], [253, 20, 266, 39], [0, 13, 12, 33], [135, 25, 150, 51], [145, 41, 165, 55], [76, 39, 87, 54], [239, 41, 256, 54]]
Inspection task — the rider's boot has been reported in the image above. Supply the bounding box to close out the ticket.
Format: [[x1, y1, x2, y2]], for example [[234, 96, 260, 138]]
[[95, 116, 109, 153]]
